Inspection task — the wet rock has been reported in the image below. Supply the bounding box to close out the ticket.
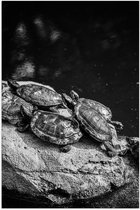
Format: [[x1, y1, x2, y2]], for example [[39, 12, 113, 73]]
[[126, 136, 139, 160], [2, 122, 136, 206]]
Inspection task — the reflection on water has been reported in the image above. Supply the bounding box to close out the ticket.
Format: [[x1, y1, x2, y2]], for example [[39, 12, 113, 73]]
[[33, 16, 61, 42], [14, 23, 29, 45], [12, 59, 35, 80], [34, 16, 47, 40], [2, 3, 139, 138]]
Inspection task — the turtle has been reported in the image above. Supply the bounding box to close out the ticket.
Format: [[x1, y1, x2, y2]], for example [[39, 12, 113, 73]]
[[8, 79, 63, 110], [64, 90, 123, 130], [17, 105, 82, 151], [62, 91, 123, 156], [2, 89, 34, 125]]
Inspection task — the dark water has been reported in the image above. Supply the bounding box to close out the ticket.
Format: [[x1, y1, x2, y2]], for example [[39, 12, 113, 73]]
[[2, 2, 139, 208]]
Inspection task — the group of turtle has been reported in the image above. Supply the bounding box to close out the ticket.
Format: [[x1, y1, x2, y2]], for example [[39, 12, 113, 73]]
[[2, 79, 124, 156]]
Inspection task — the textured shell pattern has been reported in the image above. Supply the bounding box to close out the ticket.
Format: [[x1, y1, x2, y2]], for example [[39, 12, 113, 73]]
[[49, 106, 73, 119], [17, 84, 62, 107], [75, 103, 112, 142], [2, 90, 33, 125], [79, 98, 112, 121], [31, 111, 82, 145]]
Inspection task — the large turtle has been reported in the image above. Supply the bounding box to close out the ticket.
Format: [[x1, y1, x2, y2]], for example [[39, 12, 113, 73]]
[[62, 91, 123, 156], [2, 88, 34, 125], [17, 105, 82, 152], [64, 90, 123, 130], [8, 79, 63, 109]]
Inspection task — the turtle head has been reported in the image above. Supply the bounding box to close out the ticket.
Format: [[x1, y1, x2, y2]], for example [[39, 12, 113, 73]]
[[20, 105, 38, 119], [70, 90, 79, 102], [8, 79, 19, 92], [62, 93, 76, 107]]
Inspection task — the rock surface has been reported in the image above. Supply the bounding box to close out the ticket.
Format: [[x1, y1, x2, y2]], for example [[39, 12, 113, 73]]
[[2, 122, 138, 206]]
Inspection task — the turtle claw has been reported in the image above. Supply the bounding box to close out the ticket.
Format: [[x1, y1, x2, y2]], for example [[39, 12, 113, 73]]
[[17, 126, 26, 133], [60, 145, 71, 153], [110, 121, 123, 130], [17, 124, 29, 132], [107, 151, 117, 157], [107, 147, 128, 157]]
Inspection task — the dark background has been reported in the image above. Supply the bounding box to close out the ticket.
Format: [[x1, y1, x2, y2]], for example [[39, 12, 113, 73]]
[[2, 1, 139, 208]]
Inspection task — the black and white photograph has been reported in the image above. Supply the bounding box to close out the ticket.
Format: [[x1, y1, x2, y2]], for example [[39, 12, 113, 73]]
[[2, 1, 139, 208]]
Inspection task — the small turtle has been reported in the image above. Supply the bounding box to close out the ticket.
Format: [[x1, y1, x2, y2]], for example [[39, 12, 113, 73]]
[[62, 91, 123, 156], [17, 105, 82, 150], [2, 89, 34, 125], [8, 79, 63, 109], [64, 90, 123, 130]]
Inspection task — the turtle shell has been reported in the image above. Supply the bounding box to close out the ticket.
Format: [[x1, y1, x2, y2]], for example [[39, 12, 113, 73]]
[[30, 111, 82, 145], [75, 103, 112, 142], [49, 106, 73, 119], [79, 98, 112, 121], [2, 90, 33, 125], [16, 84, 62, 107]]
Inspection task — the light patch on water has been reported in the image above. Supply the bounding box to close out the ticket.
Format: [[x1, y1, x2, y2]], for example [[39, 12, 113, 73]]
[[34, 17, 44, 26], [33, 17, 46, 39], [54, 69, 62, 78], [16, 23, 27, 38], [10, 50, 26, 64], [50, 30, 61, 42], [14, 23, 29, 45], [12, 60, 35, 80], [38, 66, 49, 77]]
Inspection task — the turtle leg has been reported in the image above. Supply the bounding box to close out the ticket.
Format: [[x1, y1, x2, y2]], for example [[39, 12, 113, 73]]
[[60, 145, 71, 153], [103, 141, 118, 157], [17, 122, 29, 132], [109, 120, 123, 130]]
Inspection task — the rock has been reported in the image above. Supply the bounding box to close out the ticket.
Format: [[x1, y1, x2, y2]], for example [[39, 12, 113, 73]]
[[125, 136, 139, 160], [2, 123, 137, 206]]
